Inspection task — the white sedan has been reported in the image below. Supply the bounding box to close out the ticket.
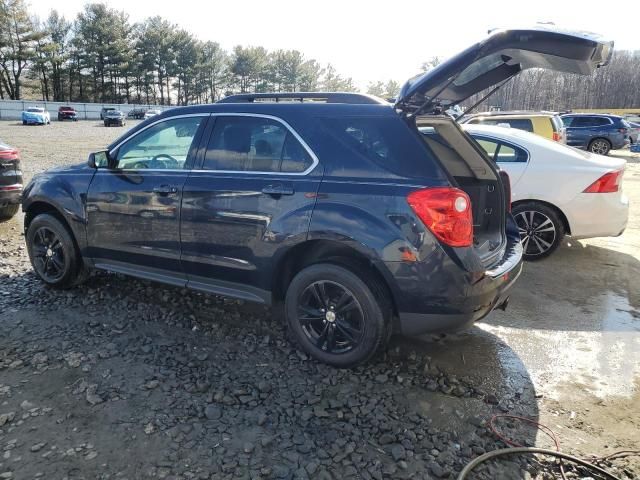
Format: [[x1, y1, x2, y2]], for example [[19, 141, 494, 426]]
[[462, 124, 629, 260], [144, 109, 161, 120]]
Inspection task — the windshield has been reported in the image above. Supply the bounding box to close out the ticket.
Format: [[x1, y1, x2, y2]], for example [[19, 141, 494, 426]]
[[27, 108, 43, 113]]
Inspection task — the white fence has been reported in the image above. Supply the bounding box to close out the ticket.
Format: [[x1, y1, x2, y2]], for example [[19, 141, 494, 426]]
[[0, 99, 172, 120]]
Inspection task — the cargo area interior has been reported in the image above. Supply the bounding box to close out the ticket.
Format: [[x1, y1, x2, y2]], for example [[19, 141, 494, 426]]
[[416, 116, 505, 263]]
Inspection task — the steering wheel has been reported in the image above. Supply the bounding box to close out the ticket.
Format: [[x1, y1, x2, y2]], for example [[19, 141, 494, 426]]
[[150, 153, 179, 169]]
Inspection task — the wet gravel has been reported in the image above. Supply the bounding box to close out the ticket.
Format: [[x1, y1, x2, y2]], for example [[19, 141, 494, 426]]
[[0, 120, 638, 479]]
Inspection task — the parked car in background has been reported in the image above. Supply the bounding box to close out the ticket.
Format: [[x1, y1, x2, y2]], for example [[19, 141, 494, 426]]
[[57, 106, 78, 121], [561, 113, 630, 155], [21, 107, 50, 125], [127, 108, 147, 119], [103, 110, 126, 127], [0, 142, 22, 221], [623, 113, 640, 124], [627, 122, 639, 144], [100, 107, 117, 120], [460, 124, 628, 259], [144, 109, 161, 120], [21, 26, 612, 366], [461, 111, 566, 143]]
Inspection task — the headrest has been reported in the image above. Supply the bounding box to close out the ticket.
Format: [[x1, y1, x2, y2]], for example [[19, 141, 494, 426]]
[[223, 125, 251, 153]]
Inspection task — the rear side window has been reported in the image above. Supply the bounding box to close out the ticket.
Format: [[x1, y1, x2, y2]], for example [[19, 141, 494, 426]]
[[472, 136, 528, 163], [203, 116, 314, 173], [570, 116, 611, 127], [320, 116, 441, 178]]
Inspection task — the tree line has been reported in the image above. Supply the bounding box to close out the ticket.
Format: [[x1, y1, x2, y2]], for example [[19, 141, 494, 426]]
[[0, 0, 638, 109], [0, 0, 364, 105]]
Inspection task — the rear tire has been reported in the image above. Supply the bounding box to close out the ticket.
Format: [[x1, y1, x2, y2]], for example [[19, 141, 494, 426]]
[[588, 138, 611, 155], [0, 204, 19, 221], [285, 263, 389, 367], [512, 202, 565, 260], [26, 214, 86, 289]]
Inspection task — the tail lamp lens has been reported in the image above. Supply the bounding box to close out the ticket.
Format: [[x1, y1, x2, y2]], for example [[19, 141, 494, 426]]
[[407, 187, 473, 247], [552, 132, 561, 142], [0, 149, 19, 160], [583, 170, 623, 193]]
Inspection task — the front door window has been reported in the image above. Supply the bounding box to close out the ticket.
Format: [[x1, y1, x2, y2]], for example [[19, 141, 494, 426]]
[[115, 116, 204, 170]]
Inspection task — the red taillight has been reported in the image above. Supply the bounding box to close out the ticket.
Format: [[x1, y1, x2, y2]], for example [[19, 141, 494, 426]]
[[583, 170, 624, 193], [0, 148, 19, 160], [407, 187, 473, 247], [618, 128, 628, 134], [552, 132, 561, 142]]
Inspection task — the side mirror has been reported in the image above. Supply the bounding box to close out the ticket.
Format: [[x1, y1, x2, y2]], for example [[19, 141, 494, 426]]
[[87, 150, 112, 169]]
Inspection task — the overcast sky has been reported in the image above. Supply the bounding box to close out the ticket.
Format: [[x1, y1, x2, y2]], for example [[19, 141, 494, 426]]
[[26, 0, 639, 89]]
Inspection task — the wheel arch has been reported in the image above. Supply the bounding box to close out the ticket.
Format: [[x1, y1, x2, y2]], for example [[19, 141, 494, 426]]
[[271, 239, 399, 317], [24, 201, 85, 264], [512, 198, 571, 235], [588, 136, 612, 148]]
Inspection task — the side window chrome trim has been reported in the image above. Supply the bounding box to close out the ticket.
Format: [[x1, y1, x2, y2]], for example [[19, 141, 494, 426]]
[[108, 112, 320, 176]]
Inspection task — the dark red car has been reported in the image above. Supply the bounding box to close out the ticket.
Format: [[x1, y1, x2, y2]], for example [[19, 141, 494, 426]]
[[58, 106, 78, 122], [0, 142, 21, 220]]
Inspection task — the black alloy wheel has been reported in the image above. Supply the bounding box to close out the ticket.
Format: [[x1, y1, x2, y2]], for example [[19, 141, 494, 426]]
[[30, 226, 67, 282], [297, 280, 365, 354], [26, 213, 86, 288], [285, 263, 389, 367]]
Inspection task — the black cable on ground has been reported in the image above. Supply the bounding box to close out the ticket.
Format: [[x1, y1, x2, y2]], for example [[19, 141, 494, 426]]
[[456, 447, 622, 480]]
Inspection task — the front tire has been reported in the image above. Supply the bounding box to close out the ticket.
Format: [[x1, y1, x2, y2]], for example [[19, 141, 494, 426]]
[[512, 202, 565, 260], [588, 138, 611, 155], [285, 263, 389, 367], [0, 204, 19, 221], [26, 214, 85, 289]]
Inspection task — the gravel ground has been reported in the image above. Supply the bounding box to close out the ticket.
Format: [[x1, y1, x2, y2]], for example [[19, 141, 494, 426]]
[[0, 120, 638, 479]]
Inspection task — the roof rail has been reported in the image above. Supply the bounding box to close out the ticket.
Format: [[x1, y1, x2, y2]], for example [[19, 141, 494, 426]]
[[217, 92, 388, 105]]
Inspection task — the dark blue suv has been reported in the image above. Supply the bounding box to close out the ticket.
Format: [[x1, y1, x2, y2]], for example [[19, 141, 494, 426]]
[[561, 113, 631, 155], [21, 27, 612, 366]]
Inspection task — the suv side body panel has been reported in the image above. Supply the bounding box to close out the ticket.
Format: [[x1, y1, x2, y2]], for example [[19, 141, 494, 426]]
[[180, 110, 324, 300], [562, 114, 629, 150]]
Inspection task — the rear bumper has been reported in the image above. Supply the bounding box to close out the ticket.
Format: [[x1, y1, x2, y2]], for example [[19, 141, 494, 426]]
[[564, 192, 629, 239], [0, 184, 22, 206], [389, 233, 523, 336]]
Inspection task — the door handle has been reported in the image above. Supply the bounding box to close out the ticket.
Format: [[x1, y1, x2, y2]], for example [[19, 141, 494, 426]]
[[152, 185, 178, 195], [262, 184, 294, 196]]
